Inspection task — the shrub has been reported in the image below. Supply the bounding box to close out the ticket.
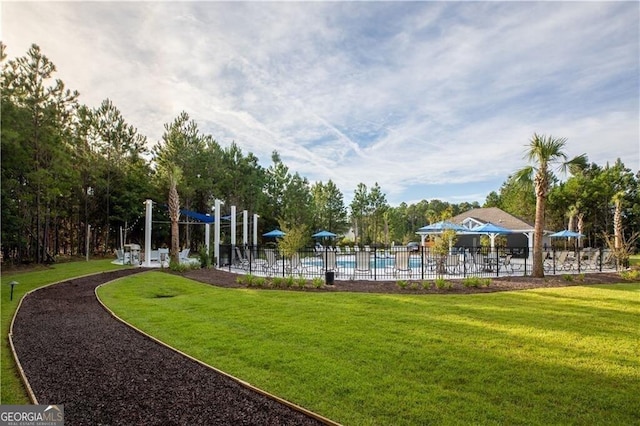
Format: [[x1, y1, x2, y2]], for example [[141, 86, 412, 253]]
[[312, 277, 324, 288], [562, 274, 574, 282], [397, 280, 409, 289], [169, 260, 189, 273], [410, 282, 420, 290], [198, 247, 211, 269], [285, 276, 295, 288], [235, 276, 245, 285], [243, 274, 257, 287], [435, 278, 451, 289], [254, 276, 266, 288], [463, 277, 491, 288], [295, 277, 307, 288], [271, 277, 285, 288], [575, 273, 585, 282], [620, 269, 640, 281], [421, 281, 432, 290]]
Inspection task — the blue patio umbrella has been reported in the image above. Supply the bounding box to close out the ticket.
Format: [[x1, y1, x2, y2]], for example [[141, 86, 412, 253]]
[[417, 221, 467, 254], [549, 230, 583, 238], [470, 222, 512, 235], [263, 229, 286, 238], [312, 230, 337, 238], [470, 222, 512, 253]]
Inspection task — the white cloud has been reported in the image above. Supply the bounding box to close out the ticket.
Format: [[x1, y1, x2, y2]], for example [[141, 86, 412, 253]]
[[3, 1, 638, 206]]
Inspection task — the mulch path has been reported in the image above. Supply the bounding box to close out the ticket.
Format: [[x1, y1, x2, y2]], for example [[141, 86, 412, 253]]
[[185, 268, 627, 294], [11, 269, 326, 425]]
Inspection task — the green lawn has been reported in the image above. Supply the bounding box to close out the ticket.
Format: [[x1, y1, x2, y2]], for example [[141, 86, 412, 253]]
[[99, 273, 640, 425], [1, 259, 128, 404]]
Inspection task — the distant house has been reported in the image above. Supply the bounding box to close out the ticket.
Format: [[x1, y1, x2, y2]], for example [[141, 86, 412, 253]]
[[418, 207, 549, 256], [450, 207, 535, 249]]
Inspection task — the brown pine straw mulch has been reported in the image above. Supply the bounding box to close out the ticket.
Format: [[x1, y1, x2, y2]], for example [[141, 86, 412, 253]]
[[11, 269, 327, 425]]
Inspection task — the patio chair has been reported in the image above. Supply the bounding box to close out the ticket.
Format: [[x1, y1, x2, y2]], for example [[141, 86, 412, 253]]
[[115, 249, 127, 265], [263, 249, 280, 276], [234, 247, 250, 270], [584, 250, 601, 271], [179, 248, 191, 262], [287, 252, 307, 276], [322, 250, 339, 277], [393, 251, 412, 278], [557, 251, 575, 271], [445, 254, 462, 274], [499, 254, 514, 275], [353, 251, 372, 279], [420, 251, 437, 273], [465, 252, 485, 273]]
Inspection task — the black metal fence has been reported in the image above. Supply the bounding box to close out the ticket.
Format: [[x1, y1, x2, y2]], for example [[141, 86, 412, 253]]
[[218, 245, 616, 281]]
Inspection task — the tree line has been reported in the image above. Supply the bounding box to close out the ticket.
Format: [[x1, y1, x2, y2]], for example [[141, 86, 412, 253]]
[[2, 43, 638, 265]]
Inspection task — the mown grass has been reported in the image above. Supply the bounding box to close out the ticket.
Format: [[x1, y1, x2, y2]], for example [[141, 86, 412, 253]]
[[1, 259, 127, 404], [99, 272, 640, 425]]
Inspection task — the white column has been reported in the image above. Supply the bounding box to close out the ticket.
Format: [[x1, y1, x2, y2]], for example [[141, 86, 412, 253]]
[[243, 210, 248, 246], [144, 199, 152, 266], [526, 232, 534, 260], [231, 205, 236, 246], [253, 214, 259, 246], [230, 205, 236, 265], [214, 199, 223, 267], [205, 223, 210, 256]]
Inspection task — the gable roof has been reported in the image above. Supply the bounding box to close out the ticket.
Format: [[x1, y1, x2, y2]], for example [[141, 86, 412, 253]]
[[449, 207, 534, 231]]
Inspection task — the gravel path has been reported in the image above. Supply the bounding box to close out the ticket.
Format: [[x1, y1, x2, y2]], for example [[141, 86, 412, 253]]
[[11, 269, 328, 425]]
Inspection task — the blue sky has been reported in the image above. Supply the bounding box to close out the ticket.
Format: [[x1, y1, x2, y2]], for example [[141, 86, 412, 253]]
[[3, 1, 639, 206]]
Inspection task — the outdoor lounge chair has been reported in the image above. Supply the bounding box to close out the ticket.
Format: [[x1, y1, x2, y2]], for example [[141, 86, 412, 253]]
[[179, 248, 191, 262], [499, 254, 514, 275], [234, 247, 250, 270], [115, 249, 126, 264], [393, 251, 412, 278], [465, 253, 485, 273], [263, 249, 280, 276], [322, 250, 339, 277], [287, 252, 307, 276], [421, 251, 437, 273], [445, 254, 462, 274], [584, 250, 601, 271], [352, 251, 372, 279]]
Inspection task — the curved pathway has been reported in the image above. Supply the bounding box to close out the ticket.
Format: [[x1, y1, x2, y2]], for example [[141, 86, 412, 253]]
[[11, 269, 328, 425]]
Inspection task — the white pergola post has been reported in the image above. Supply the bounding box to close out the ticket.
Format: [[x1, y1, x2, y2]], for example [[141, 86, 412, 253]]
[[214, 199, 223, 267], [205, 222, 211, 257], [230, 205, 236, 264], [143, 199, 153, 267], [253, 214, 259, 246], [243, 210, 248, 247], [526, 232, 534, 261], [231, 206, 236, 246]]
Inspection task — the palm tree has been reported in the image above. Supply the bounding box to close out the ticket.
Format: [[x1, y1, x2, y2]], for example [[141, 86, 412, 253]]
[[612, 191, 625, 252], [515, 133, 586, 277], [166, 165, 183, 265]]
